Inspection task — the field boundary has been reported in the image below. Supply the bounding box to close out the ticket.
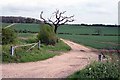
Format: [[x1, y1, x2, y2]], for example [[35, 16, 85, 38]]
[[4, 23, 16, 29], [58, 33, 120, 36]]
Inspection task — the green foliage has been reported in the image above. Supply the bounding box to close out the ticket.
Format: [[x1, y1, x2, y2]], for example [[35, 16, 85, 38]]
[[2, 39, 70, 63], [2, 28, 17, 45], [42, 40, 71, 52], [2, 46, 56, 63], [25, 36, 37, 43], [68, 62, 120, 80], [37, 24, 57, 45]]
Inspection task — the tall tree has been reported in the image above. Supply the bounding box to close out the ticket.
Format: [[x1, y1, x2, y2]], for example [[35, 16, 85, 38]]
[[40, 10, 74, 33]]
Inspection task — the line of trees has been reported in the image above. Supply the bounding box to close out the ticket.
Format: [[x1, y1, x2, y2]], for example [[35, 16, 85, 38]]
[[69, 23, 119, 27], [1, 16, 42, 23]]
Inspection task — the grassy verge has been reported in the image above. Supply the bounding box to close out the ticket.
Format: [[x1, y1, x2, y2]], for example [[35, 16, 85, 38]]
[[18, 33, 36, 37], [67, 47, 120, 80], [68, 62, 120, 80], [41, 40, 71, 52], [2, 36, 71, 63]]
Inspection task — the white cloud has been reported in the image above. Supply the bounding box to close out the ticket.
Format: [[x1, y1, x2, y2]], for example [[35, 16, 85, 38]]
[[0, 0, 119, 24], [0, 0, 87, 7]]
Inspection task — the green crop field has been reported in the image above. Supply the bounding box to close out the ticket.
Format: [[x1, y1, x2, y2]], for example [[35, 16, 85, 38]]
[[2, 23, 41, 32], [58, 34, 119, 49], [1, 23, 11, 28], [12, 23, 40, 32], [58, 25, 119, 35], [2, 23, 119, 35], [58, 25, 119, 49], [2, 23, 120, 49]]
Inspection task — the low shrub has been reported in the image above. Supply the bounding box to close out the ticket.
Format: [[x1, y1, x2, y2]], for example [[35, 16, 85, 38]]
[[2, 28, 17, 45], [37, 24, 58, 45]]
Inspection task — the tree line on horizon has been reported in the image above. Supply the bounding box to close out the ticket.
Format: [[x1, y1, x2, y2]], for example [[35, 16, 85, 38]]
[[69, 23, 119, 27], [1, 16, 41, 24]]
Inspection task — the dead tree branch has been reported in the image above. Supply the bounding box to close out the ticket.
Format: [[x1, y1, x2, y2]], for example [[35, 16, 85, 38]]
[[40, 10, 74, 33]]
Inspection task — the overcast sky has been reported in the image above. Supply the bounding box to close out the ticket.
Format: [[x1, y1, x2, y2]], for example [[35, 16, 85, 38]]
[[0, 0, 119, 24]]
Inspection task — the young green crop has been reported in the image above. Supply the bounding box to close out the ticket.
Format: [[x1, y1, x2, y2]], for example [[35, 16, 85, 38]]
[[58, 34, 119, 49]]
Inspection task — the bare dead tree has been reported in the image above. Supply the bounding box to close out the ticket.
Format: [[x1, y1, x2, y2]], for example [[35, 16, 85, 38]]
[[40, 10, 74, 33]]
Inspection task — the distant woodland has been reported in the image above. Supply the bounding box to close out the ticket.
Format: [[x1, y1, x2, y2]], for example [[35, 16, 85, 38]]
[[1, 16, 42, 24]]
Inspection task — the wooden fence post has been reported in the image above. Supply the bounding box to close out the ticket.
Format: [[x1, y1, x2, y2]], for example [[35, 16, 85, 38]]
[[38, 40, 41, 49], [10, 46, 14, 56], [98, 53, 103, 62]]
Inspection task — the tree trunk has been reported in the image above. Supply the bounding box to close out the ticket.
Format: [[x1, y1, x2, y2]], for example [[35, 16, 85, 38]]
[[54, 25, 58, 34]]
